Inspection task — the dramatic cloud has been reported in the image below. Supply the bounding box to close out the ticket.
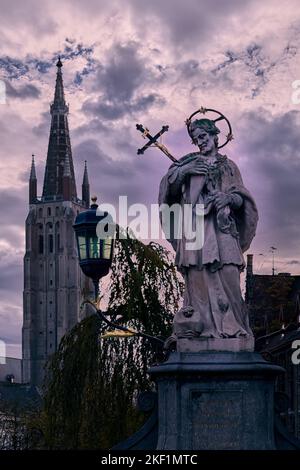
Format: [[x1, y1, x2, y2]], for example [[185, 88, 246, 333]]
[[83, 92, 165, 120], [82, 42, 165, 120], [128, 0, 256, 49], [94, 42, 148, 101], [0, 57, 29, 80], [236, 109, 300, 259], [5, 80, 41, 99], [1, 0, 300, 353], [73, 137, 165, 206]]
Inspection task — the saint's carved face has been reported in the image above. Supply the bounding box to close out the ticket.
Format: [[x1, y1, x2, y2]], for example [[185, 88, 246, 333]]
[[191, 127, 217, 155]]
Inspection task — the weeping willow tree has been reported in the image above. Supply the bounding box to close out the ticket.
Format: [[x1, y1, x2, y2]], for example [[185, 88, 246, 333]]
[[40, 235, 183, 449]]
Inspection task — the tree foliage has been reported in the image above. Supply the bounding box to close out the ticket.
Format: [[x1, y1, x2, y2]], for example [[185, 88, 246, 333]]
[[40, 236, 183, 449], [0, 392, 41, 450]]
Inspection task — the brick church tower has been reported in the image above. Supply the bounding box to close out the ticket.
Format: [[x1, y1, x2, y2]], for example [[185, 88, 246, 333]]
[[22, 58, 92, 386]]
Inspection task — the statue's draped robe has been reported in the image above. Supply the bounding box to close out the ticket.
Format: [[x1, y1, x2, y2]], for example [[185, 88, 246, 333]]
[[159, 153, 258, 339]]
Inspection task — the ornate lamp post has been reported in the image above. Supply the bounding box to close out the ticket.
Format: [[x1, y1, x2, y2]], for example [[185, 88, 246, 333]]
[[73, 196, 164, 346], [73, 196, 114, 300]]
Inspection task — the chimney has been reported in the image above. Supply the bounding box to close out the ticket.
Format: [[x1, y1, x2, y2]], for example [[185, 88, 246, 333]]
[[247, 254, 253, 276]]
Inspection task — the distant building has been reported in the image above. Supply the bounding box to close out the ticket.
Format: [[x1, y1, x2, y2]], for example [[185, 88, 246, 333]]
[[0, 357, 22, 384], [22, 58, 93, 387], [256, 325, 300, 440], [0, 376, 41, 449], [245, 254, 300, 336], [246, 254, 300, 439]]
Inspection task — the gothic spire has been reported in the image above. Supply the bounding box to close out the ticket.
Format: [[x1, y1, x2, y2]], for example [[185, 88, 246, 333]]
[[42, 58, 77, 200], [83, 160, 89, 186], [30, 154, 37, 180], [53, 56, 67, 111], [29, 154, 37, 203], [82, 160, 90, 208]]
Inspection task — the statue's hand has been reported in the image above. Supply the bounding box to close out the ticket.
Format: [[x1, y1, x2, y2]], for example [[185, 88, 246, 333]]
[[182, 160, 209, 178], [211, 190, 232, 211]]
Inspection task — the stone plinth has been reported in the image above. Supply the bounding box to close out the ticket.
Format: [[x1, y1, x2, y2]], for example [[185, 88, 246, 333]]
[[150, 352, 284, 450], [177, 336, 255, 352]]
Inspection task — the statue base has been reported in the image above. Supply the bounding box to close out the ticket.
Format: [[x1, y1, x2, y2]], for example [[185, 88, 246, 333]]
[[150, 351, 284, 450], [177, 336, 254, 352]]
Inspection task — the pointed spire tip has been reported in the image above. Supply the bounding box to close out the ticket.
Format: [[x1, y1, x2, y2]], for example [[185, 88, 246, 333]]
[[30, 154, 37, 179], [82, 160, 89, 186], [56, 56, 63, 68]]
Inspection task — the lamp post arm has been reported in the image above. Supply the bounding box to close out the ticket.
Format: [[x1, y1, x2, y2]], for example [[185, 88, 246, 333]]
[[83, 299, 165, 347]]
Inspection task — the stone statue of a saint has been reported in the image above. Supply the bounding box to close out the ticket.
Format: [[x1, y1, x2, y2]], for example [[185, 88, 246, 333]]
[[159, 112, 258, 352]]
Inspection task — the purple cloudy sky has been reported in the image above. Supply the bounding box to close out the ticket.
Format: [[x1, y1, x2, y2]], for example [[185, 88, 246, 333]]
[[1, 0, 300, 357]]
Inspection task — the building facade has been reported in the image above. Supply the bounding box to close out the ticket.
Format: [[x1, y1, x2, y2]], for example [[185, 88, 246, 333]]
[[256, 326, 300, 440], [22, 58, 92, 386], [245, 254, 300, 439]]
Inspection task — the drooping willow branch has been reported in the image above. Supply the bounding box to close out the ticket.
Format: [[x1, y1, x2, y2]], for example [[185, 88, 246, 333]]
[[37, 238, 183, 449], [82, 298, 165, 349]]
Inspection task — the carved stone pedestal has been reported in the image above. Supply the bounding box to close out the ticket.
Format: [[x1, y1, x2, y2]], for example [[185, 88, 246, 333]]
[[150, 351, 284, 450], [176, 336, 255, 352]]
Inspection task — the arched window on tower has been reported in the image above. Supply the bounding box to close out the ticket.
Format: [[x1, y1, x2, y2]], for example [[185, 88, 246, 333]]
[[47, 222, 53, 254], [48, 207, 51, 217], [55, 222, 60, 252], [38, 235, 44, 254], [38, 224, 44, 254], [49, 234, 53, 253]]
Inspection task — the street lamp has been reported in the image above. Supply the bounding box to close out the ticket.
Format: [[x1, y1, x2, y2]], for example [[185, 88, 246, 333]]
[[73, 196, 164, 351], [73, 196, 114, 300]]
